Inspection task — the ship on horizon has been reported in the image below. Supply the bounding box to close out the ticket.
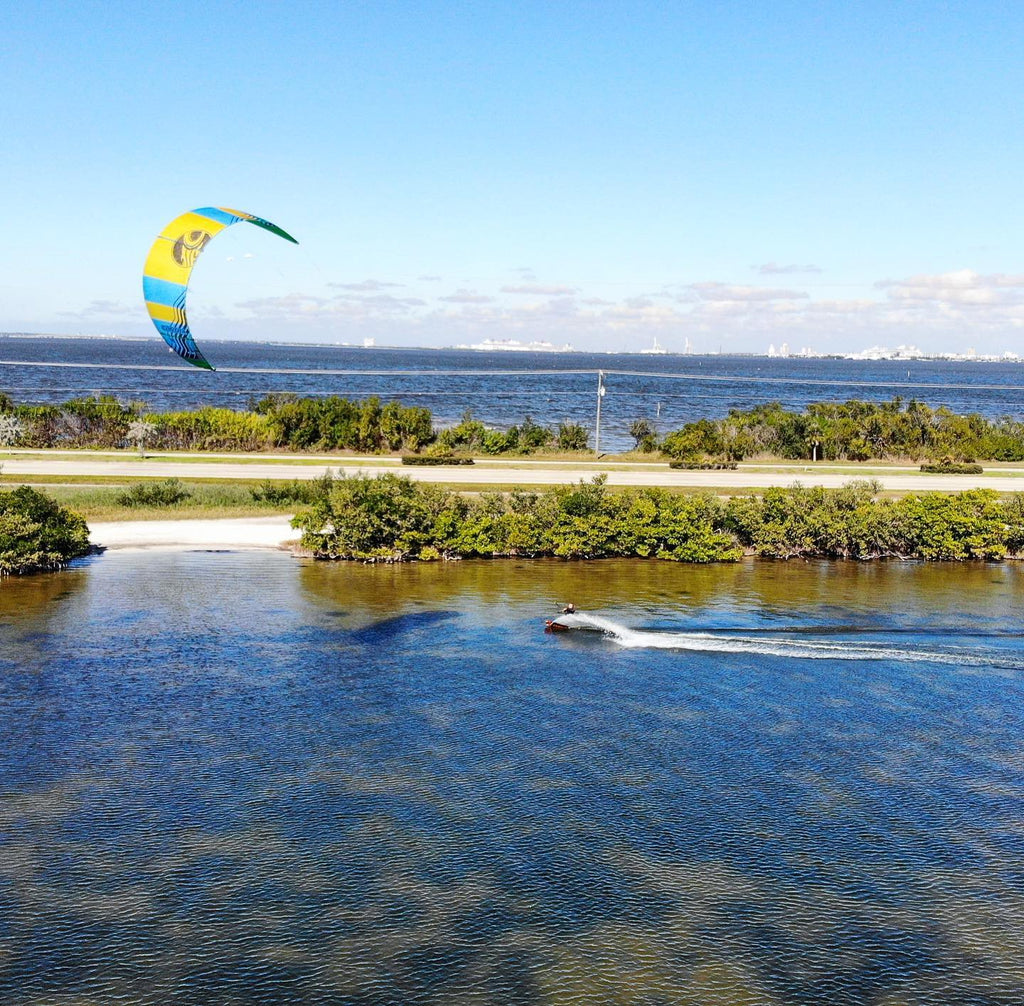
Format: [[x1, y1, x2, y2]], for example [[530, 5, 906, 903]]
[[458, 338, 575, 353]]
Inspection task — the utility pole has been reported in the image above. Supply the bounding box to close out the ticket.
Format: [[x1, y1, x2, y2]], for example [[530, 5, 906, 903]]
[[594, 370, 606, 455]]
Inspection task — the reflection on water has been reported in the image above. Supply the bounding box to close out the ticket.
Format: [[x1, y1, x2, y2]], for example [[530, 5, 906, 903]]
[[2, 553, 1024, 1004]]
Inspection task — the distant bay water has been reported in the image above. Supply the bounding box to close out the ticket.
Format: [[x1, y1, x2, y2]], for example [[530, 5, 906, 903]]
[[3, 335, 1024, 452]]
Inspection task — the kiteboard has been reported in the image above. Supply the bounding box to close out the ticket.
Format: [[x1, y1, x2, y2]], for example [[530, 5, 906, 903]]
[[545, 612, 600, 632]]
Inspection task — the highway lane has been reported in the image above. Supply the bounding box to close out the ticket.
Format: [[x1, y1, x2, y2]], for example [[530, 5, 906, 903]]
[[5, 456, 1024, 492]]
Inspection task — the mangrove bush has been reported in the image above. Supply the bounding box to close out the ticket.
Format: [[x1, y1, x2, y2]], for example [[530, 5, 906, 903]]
[[661, 397, 1024, 463], [0, 486, 90, 575], [293, 474, 1024, 564]]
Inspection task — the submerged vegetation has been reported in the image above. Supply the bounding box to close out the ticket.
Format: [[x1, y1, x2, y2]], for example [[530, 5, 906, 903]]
[[294, 473, 1024, 563], [0, 485, 90, 575]]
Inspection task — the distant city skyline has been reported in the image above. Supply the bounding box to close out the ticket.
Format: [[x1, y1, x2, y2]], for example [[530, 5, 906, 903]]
[[2, 3, 1023, 354]]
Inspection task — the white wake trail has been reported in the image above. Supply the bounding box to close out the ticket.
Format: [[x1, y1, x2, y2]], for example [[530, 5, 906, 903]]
[[566, 615, 1016, 668]]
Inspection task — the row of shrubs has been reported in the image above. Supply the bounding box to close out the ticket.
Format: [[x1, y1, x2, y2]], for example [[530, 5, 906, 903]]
[[0, 392, 590, 456], [293, 473, 1024, 562], [660, 397, 1024, 463], [114, 474, 340, 508], [8, 472, 1024, 575], [920, 461, 984, 474], [0, 393, 435, 453], [5, 390, 1024, 463]]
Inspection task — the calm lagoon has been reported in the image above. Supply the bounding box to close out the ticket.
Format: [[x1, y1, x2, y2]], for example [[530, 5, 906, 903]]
[[2, 552, 1024, 1004]]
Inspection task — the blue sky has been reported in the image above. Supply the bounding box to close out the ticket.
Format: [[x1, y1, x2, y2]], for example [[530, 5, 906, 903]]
[[2, 1, 1022, 353]]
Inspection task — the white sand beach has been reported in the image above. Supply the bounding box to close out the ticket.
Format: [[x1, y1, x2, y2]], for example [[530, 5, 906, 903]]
[[88, 516, 299, 552]]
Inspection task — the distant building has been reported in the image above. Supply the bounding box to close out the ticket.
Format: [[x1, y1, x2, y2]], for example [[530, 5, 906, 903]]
[[639, 336, 668, 355]]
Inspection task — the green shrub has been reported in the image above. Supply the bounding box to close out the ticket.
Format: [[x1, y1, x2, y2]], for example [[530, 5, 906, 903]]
[[661, 397, 1024, 463], [401, 455, 475, 465], [250, 471, 337, 505], [556, 422, 589, 451], [629, 419, 658, 453], [0, 486, 90, 575], [293, 473, 470, 561], [116, 478, 193, 507], [292, 475, 1024, 565], [293, 473, 742, 563], [254, 395, 432, 452], [920, 462, 984, 474], [661, 419, 724, 460], [725, 481, 1009, 561], [669, 460, 738, 470]]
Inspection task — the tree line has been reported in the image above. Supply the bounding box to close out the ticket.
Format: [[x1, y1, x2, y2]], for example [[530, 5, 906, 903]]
[[659, 397, 1024, 462], [0, 392, 590, 455], [7, 471, 1024, 575], [294, 474, 1024, 562], [0, 393, 434, 453], [4, 391, 1024, 462]]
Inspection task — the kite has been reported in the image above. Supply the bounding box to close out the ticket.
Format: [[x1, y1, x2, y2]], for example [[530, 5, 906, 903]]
[[142, 206, 298, 370]]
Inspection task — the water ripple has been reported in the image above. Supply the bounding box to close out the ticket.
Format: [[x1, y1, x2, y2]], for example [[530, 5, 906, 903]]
[[1, 553, 1023, 1003]]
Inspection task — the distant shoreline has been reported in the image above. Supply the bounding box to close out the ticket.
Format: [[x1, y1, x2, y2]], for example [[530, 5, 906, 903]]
[[3, 331, 1023, 362]]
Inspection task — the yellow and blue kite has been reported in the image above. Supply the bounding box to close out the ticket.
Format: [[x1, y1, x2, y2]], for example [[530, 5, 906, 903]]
[[142, 206, 298, 370]]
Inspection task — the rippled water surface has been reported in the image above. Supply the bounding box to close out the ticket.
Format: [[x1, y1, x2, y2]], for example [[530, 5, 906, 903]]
[[2, 553, 1024, 1004]]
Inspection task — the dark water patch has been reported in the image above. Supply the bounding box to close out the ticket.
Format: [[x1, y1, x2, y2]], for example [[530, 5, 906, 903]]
[[348, 609, 461, 644]]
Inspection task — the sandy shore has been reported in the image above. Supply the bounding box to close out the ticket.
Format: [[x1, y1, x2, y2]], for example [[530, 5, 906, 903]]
[[88, 516, 299, 552]]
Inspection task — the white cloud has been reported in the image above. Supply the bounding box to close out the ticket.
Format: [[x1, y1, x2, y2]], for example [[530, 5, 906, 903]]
[[439, 289, 495, 304], [235, 293, 329, 318], [755, 262, 822, 275], [330, 279, 405, 291], [500, 284, 578, 296], [340, 293, 426, 311], [61, 300, 134, 318], [875, 270, 1024, 308], [688, 282, 809, 303], [212, 265, 1024, 352]]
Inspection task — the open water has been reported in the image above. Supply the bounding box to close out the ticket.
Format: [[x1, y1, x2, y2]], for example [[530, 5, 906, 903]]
[[4, 335, 1024, 451], [2, 551, 1024, 1004]]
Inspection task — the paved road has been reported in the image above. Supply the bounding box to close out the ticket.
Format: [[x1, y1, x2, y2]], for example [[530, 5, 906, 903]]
[[6, 455, 1024, 492]]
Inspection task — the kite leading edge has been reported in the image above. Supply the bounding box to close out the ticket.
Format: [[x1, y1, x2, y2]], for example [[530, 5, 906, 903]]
[[142, 206, 298, 371]]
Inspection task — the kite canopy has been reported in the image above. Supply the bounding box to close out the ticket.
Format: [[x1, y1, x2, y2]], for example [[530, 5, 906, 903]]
[[142, 206, 298, 371]]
